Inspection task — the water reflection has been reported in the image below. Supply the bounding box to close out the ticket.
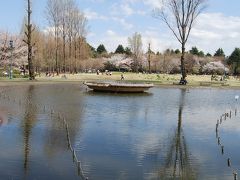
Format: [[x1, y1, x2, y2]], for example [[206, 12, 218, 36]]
[[0, 109, 8, 127], [160, 89, 197, 179], [22, 85, 37, 174], [1, 85, 240, 179], [43, 90, 84, 158], [86, 90, 153, 97]]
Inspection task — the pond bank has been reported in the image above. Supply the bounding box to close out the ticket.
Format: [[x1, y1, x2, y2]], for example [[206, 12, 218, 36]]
[[1, 73, 240, 89]]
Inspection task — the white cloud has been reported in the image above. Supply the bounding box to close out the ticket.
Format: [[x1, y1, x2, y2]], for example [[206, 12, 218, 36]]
[[106, 30, 116, 36], [122, 0, 162, 8], [142, 29, 178, 52], [135, 11, 240, 54], [121, 4, 134, 16], [85, 1, 240, 55], [145, 12, 240, 55], [42, 26, 55, 35], [88, 29, 176, 53], [88, 0, 105, 3], [112, 17, 133, 30], [88, 32, 96, 38], [111, 2, 146, 17], [189, 13, 240, 55], [143, 0, 162, 9], [84, 9, 108, 20]]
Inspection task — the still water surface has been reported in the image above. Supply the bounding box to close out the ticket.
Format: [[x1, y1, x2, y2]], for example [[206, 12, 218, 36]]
[[0, 83, 240, 180]]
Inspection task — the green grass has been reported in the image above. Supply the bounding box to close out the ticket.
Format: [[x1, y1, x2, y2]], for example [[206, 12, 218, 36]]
[[1, 72, 240, 88]]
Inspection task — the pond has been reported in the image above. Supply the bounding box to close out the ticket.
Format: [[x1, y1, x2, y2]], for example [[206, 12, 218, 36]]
[[0, 83, 240, 180]]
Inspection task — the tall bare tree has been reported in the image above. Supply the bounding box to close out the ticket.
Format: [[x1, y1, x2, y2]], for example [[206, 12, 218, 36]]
[[154, 0, 207, 84], [45, 0, 88, 74], [128, 32, 143, 72], [46, 0, 61, 75], [66, 0, 76, 73], [32, 27, 45, 75], [73, 10, 88, 73], [59, 0, 69, 73], [24, 0, 35, 80]]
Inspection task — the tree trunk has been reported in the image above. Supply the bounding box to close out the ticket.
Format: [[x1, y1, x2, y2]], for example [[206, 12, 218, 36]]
[[78, 37, 81, 64], [27, 0, 35, 80], [134, 55, 138, 73], [74, 40, 77, 73], [63, 35, 66, 73], [148, 60, 151, 74], [180, 43, 187, 84], [69, 38, 72, 73], [148, 43, 151, 73], [55, 29, 59, 75]]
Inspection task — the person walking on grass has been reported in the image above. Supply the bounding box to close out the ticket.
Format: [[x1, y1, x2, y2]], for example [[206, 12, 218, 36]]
[[121, 74, 124, 80]]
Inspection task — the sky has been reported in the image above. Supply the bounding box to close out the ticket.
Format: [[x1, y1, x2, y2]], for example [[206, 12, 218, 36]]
[[1, 0, 240, 55]]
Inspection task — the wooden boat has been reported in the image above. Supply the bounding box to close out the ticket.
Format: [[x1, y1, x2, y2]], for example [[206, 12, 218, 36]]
[[84, 81, 154, 93]]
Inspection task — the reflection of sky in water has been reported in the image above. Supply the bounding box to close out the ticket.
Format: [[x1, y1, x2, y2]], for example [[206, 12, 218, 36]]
[[0, 85, 240, 179]]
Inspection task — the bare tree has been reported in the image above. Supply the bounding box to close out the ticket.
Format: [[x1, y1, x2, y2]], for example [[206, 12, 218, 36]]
[[24, 0, 35, 80], [128, 32, 143, 72], [154, 0, 207, 84], [46, 0, 61, 75], [59, 0, 68, 73], [73, 9, 88, 73], [65, 0, 77, 73], [45, 0, 88, 74], [32, 27, 46, 76]]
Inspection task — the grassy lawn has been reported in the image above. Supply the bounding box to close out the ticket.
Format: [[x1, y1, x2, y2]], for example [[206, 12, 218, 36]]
[[1, 72, 240, 88]]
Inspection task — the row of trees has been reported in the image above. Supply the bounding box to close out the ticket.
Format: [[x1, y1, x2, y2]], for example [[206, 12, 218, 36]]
[[2, 29, 240, 76], [3, 0, 240, 81], [45, 0, 88, 74], [93, 44, 227, 58], [0, 0, 90, 79]]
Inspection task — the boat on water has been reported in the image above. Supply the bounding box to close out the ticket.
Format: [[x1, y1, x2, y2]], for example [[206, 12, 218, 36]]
[[84, 81, 154, 93]]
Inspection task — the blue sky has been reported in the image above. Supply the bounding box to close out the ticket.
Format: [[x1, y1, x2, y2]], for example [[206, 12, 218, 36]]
[[1, 0, 240, 55]]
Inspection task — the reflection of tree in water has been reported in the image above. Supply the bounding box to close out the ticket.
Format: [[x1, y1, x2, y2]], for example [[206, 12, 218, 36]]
[[22, 85, 37, 174], [43, 85, 84, 157], [159, 89, 197, 179], [21, 84, 85, 176]]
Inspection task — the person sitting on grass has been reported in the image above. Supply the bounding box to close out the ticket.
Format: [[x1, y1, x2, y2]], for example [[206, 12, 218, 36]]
[[179, 77, 187, 85], [121, 74, 124, 80]]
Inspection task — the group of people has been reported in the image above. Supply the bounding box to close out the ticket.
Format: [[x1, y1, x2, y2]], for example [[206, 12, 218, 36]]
[[97, 70, 113, 76], [45, 71, 54, 77], [96, 70, 125, 80]]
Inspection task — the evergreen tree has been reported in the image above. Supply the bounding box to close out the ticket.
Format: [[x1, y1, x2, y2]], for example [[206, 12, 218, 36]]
[[206, 53, 212, 57], [189, 46, 199, 55], [228, 48, 240, 75], [214, 48, 225, 57], [175, 49, 180, 54], [88, 44, 97, 58], [88, 44, 96, 52], [115, 44, 125, 54], [124, 47, 132, 55], [164, 49, 171, 55], [198, 51, 205, 57], [97, 44, 107, 54]]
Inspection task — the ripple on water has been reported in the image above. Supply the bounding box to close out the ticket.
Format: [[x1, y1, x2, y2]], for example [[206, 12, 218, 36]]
[[1, 85, 240, 179]]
